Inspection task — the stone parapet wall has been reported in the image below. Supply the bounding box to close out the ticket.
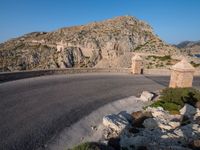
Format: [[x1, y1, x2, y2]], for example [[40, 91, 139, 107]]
[[144, 69, 200, 76], [0, 68, 200, 83], [0, 68, 131, 83], [143, 69, 171, 75]]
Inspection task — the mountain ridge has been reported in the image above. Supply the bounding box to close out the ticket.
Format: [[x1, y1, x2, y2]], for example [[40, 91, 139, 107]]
[[0, 16, 181, 72]]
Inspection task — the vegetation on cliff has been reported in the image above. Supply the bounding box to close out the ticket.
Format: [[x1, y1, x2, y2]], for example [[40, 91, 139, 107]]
[[0, 16, 180, 72]]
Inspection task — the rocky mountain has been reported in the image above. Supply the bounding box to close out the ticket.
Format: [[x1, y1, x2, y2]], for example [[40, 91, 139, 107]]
[[0, 16, 180, 72], [175, 41, 200, 55]]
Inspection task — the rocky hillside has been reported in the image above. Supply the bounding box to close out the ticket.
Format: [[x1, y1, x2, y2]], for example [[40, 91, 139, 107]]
[[176, 41, 200, 55], [0, 16, 180, 72]]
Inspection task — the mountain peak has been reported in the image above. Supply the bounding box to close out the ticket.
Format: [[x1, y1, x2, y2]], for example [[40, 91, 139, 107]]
[[0, 16, 179, 72]]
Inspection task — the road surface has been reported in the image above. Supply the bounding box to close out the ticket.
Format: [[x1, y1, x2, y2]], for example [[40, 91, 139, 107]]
[[0, 73, 199, 150]]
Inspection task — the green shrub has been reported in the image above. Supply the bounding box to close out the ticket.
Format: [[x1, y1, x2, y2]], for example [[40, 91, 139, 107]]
[[159, 55, 171, 61], [150, 101, 181, 114], [191, 61, 200, 68], [150, 88, 200, 114], [71, 143, 99, 150], [147, 55, 171, 61], [70, 142, 110, 150]]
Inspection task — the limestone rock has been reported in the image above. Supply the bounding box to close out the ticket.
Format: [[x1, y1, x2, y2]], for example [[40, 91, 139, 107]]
[[146, 107, 170, 122], [140, 91, 154, 102], [131, 111, 152, 127], [189, 139, 200, 150], [120, 135, 150, 150], [168, 121, 180, 129], [195, 101, 200, 109], [142, 118, 158, 129], [143, 107, 181, 130], [180, 104, 196, 118], [103, 114, 129, 132], [194, 109, 200, 124], [174, 124, 200, 140], [118, 111, 133, 123], [116, 106, 200, 150]]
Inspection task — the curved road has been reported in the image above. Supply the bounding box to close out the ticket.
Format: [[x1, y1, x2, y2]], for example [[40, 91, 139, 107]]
[[0, 73, 199, 150]]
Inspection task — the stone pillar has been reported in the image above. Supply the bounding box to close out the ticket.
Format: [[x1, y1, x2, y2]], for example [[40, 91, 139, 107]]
[[132, 54, 143, 74], [169, 58, 195, 88]]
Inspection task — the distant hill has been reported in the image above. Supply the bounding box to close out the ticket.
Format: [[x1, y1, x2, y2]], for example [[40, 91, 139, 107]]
[[0, 16, 180, 72], [176, 41, 200, 48], [175, 40, 200, 55]]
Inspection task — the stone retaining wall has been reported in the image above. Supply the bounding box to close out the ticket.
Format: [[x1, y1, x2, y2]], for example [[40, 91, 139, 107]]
[[0, 68, 200, 83], [0, 68, 131, 82], [144, 69, 200, 76]]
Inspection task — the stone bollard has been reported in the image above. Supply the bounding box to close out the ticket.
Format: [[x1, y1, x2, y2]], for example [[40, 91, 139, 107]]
[[169, 58, 195, 88], [132, 54, 143, 74]]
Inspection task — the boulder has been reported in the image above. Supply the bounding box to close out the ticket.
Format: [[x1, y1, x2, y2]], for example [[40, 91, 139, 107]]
[[140, 91, 154, 102], [146, 106, 164, 113], [194, 109, 200, 124], [195, 101, 200, 109], [180, 104, 196, 118], [142, 118, 158, 129], [168, 121, 180, 129], [148, 107, 169, 119], [180, 115, 191, 126], [118, 111, 133, 123], [131, 111, 152, 127], [146, 107, 172, 124], [103, 114, 129, 132], [174, 124, 200, 140], [157, 123, 173, 130], [189, 139, 200, 150], [120, 135, 150, 150]]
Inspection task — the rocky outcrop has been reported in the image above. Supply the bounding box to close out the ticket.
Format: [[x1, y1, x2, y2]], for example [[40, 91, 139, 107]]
[[101, 104, 200, 150], [0, 16, 180, 72]]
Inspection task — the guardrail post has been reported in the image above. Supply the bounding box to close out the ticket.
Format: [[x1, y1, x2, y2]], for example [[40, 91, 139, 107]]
[[169, 58, 195, 88]]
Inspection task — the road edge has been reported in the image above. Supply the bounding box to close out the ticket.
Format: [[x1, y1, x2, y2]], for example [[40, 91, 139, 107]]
[[45, 96, 149, 150]]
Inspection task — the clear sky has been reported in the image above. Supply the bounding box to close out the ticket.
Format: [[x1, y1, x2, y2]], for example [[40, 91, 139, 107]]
[[0, 0, 200, 44]]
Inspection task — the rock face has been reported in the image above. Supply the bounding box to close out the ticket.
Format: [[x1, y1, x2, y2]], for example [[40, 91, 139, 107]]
[[120, 106, 200, 150], [176, 40, 200, 55], [0, 16, 180, 72], [100, 103, 200, 150]]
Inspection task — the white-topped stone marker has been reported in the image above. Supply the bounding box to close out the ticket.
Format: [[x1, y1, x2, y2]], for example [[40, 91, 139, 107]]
[[169, 58, 195, 88]]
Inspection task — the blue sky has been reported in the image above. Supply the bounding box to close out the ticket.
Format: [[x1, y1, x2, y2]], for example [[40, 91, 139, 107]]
[[0, 0, 200, 44]]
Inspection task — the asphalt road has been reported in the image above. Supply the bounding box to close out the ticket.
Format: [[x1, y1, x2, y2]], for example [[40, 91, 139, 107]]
[[0, 73, 200, 150]]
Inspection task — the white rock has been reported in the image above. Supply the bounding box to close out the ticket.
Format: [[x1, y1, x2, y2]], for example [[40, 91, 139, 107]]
[[180, 104, 196, 118], [103, 114, 129, 132], [168, 121, 180, 129], [158, 123, 173, 130], [146, 107, 171, 124], [194, 108, 200, 121], [143, 118, 158, 129], [146, 106, 164, 113], [140, 91, 154, 102]]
